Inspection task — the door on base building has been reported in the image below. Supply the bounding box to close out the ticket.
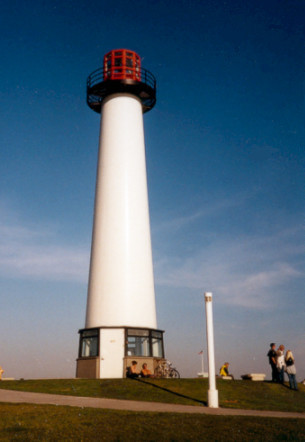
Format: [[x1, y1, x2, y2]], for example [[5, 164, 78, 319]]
[[99, 328, 125, 378]]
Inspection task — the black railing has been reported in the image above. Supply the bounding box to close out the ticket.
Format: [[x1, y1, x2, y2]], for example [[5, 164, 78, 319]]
[[87, 66, 156, 91], [86, 65, 156, 113]]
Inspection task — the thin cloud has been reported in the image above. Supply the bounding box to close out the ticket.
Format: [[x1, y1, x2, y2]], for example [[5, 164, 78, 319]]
[[217, 263, 302, 308], [154, 225, 304, 310], [153, 192, 254, 233], [0, 219, 89, 282]]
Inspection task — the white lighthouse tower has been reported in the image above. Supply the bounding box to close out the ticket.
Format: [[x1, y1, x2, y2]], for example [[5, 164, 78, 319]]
[[76, 49, 165, 379]]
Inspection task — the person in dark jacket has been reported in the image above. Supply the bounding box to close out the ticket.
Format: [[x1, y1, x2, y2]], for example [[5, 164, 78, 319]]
[[267, 343, 278, 382]]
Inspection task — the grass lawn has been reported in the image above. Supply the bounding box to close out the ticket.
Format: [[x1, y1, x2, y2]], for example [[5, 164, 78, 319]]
[[0, 378, 304, 412], [0, 403, 305, 441]]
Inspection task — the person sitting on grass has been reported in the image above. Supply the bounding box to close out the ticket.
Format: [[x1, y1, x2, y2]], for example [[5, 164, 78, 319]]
[[219, 362, 234, 380], [141, 363, 154, 378], [127, 360, 140, 378]]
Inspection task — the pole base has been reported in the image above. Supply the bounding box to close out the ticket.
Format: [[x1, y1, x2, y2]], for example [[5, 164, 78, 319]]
[[208, 389, 219, 408]]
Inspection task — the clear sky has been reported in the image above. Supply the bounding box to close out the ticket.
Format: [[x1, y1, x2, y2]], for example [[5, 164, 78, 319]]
[[1, 0, 304, 380]]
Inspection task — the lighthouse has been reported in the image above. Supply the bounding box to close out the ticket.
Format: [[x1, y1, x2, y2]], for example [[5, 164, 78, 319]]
[[76, 49, 165, 379]]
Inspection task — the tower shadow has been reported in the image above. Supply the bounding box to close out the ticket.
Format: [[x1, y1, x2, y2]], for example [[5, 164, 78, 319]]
[[134, 378, 207, 406]]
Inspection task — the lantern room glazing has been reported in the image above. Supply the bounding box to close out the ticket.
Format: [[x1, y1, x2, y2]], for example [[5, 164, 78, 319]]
[[103, 49, 141, 81]]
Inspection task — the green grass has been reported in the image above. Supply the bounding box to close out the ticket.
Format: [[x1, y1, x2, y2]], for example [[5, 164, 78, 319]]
[[0, 403, 304, 441], [0, 378, 304, 412], [0, 379, 304, 440]]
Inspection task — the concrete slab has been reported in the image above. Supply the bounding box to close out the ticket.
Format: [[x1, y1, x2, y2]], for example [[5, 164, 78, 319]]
[[241, 374, 266, 381]]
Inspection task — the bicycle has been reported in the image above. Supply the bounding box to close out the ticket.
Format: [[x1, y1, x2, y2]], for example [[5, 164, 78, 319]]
[[154, 359, 180, 378]]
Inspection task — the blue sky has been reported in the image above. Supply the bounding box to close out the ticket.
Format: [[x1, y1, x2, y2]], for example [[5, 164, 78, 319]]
[[1, 0, 304, 379]]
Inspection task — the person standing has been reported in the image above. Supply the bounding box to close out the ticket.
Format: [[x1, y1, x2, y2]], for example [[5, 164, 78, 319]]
[[285, 350, 298, 391], [276, 344, 285, 384], [267, 343, 278, 382]]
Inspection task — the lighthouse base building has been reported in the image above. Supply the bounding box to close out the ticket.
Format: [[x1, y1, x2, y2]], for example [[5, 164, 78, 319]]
[[76, 49, 165, 379], [76, 327, 165, 379]]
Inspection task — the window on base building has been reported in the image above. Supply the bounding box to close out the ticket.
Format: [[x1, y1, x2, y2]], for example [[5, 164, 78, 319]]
[[79, 329, 99, 357], [126, 328, 164, 358]]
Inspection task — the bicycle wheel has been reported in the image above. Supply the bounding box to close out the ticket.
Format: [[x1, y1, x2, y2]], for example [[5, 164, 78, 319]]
[[154, 367, 163, 378], [169, 368, 180, 378]]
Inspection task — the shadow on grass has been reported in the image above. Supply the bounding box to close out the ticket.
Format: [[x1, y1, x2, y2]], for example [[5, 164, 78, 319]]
[[281, 383, 298, 391], [265, 380, 295, 391], [133, 378, 207, 406]]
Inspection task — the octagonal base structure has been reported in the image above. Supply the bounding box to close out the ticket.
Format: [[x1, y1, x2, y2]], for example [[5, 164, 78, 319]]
[[76, 326, 164, 379]]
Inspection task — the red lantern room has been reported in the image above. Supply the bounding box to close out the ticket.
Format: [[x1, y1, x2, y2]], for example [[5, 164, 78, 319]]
[[103, 49, 141, 81], [87, 49, 156, 114]]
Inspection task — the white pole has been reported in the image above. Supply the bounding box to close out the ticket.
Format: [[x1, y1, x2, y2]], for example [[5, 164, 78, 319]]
[[204, 292, 219, 408], [201, 352, 204, 373]]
